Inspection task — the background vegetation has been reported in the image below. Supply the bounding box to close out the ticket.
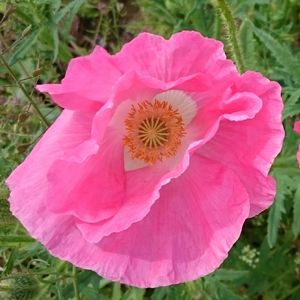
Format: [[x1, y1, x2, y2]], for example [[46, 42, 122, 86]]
[[0, 0, 300, 299]]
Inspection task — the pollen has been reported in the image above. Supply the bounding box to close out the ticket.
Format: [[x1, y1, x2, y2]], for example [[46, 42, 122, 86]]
[[124, 100, 185, 164]]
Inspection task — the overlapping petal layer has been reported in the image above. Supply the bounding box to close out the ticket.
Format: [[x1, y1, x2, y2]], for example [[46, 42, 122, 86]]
[[7, 154, 249, 287], [115, 31, 236, 82], [36, 47, 122, 112], [46, 70, 262, 243], [6, 110, 94, 239], [6, 31, 284, 287], [200, 71, 284, 216]]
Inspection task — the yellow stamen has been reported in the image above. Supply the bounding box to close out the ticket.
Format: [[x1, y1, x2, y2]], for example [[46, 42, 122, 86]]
[[124, 100, 185, 164]]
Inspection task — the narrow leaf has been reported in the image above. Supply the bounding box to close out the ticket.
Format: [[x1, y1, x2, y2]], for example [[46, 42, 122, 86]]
[[213, 269, 249, 281], [292, 184, 300, 238], [8, 28, 41, 65], [267, 177, 288, 247], [239, 19, 257, 70], [251, 23, 300, 82], [53, 0, 85, 28], [283, 103, 300, 119]]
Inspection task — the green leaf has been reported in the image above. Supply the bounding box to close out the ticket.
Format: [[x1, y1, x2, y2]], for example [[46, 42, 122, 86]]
[[55, 281, 64, 300], [239, 18, 257, 70], [267, 174, 295, 247], [151, 287, 168, 300], [267, 194, 285, 247], [123, 288, 146, 300], [283, 103, 300, 119], [287, 88, 300, 105], [81, 286, 102, 300], [8, 28, 42, 65], [213, 280, 243, 300], [283, 88, 300, 119], [112, 282, 121, 300], [213, 269, 250, 281], [3, 249, 17, 275], [251, 23, 300, 82], [292, 184, 300, 238], [53, 0, 85, 29], [51, 27, 59, 62]]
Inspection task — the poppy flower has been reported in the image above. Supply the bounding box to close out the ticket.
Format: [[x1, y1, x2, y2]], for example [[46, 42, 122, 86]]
[[6, 31, 284, 287], [294, 121, 300, 166]]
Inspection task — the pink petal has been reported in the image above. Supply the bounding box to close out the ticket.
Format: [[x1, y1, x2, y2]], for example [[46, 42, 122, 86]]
[[36, 46, 122, 112], [6, 31, 284, 289], [294, 121, 300, 134], [6, 109, 94, 221], [115, 31, 236, 82], [77, 69, 267, 241], [47, 132, 125, 223], [43, 72, 166, 230], [75, 70, 253, 242], [221, 92, 262, 121], [199, 71, 284, 217], [8, 155, 249, 288]]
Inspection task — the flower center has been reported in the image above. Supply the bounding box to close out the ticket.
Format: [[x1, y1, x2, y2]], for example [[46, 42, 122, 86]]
[[138, 117, 169, 148], [124, 100, 185, 164]]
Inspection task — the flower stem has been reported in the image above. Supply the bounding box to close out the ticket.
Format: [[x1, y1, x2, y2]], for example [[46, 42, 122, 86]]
[[0, 53, 50, 127], [72, 266, 80, 300], [214, 0, 246, 73]]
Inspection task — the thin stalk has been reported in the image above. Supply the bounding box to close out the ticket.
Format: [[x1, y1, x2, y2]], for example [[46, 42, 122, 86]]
[[92, 14, 103, 47], [214, 0, 246, 73], [72, 266, 80, 300], [0, 53, 50, 127]]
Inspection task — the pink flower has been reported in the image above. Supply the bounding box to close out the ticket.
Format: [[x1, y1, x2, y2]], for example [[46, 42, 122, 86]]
[[294, 121, 300, 166], [6, 31, 284, 287]]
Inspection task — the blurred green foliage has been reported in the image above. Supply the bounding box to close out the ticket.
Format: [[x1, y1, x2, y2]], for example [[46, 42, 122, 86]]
[[0, 0, 300, 299]]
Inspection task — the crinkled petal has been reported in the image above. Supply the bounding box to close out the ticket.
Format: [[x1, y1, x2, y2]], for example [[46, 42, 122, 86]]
[[8, 155, 249, 288], [47, 131, 125, 223], [45, 71, 187, 233], [199, 71, 284, 217], [115, 31, 236, 82], [94, 155, 249, 287], [36, 46, 122, 112], [6, 30, 284, 289], [222, 92, 262, 121], [76, 70, 259, 242], [6, 109, 94, 221]]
